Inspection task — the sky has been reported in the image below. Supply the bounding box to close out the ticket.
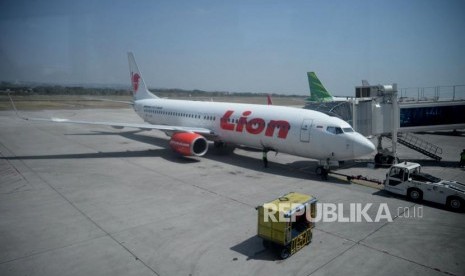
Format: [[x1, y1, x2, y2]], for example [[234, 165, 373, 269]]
[[0, 0, 464, 96]]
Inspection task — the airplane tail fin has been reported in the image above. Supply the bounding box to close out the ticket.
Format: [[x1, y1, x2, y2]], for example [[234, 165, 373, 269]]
[[307, 72, 333, 102], [267, 94, 273, 105], [128, 52, 158, 100]]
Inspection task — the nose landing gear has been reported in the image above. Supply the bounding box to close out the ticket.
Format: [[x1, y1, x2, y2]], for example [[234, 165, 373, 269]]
[[316, 159, 338, 180]]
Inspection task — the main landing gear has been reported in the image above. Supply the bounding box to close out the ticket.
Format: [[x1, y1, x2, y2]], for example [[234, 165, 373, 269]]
[[374, 136, 399, 167], [213, 141, 235, 155], [374, 151, 400, 167], [261, 147, 276, 169]]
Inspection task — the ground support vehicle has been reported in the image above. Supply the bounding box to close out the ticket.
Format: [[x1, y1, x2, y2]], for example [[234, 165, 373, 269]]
[[256, 192, 317, 259], [384, 162, 465, 211]]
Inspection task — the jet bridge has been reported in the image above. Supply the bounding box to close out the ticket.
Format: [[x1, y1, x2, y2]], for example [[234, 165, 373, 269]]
[[399, 101, 465, 132], [353, 84, 465, 163]]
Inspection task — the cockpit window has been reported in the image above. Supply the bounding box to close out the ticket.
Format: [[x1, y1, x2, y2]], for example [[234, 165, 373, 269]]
[[327, 126, 343, 134], [343, 127, 354, 133]]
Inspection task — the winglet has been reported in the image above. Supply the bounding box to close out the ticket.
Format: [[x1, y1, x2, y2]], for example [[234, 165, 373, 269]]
[[128, 52, 158, 100]]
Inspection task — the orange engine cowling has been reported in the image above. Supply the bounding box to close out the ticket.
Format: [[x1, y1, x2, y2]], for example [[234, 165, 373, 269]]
[[169, 132, 208, 157]]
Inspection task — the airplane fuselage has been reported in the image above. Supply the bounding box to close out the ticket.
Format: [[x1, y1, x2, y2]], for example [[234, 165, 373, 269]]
[[11, 52, 375, 165], [134, 98, 375, 161]]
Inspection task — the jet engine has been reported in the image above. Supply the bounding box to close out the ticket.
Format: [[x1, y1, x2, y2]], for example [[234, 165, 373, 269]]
[[169, 132, 208, 157]]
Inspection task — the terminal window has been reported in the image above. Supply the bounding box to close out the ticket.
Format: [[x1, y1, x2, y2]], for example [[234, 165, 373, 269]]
[[400, 105, 465, 128]]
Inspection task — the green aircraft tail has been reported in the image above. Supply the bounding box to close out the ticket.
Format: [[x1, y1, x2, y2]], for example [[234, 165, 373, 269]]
[[307, 72, 333, 102]]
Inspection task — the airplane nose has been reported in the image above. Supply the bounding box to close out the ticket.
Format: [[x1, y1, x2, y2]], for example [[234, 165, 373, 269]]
[[353, 135, 376, 157]]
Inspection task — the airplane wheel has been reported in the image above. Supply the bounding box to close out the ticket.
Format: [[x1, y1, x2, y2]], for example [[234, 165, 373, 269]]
[[213, 141, 235, 155], [321, 169, 328, 180], [386, 155, 395, 164], [214, 141, 226, 148], [374, 153, 381, 167]]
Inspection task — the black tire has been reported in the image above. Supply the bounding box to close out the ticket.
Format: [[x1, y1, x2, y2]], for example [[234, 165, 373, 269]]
[[407, 188, 422, 202], [386, 155, 394, 164], [321, 169, 328, 181], [374, 153, 382, 167], [279, 247, 291, 260], [447, 197, 463, 212], [213, 141, 235, 155]]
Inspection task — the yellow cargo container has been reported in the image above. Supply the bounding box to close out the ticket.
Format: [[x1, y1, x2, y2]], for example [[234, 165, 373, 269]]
[[256, 192, 317, 259]]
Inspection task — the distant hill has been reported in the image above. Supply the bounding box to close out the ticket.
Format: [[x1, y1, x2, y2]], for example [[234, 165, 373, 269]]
[[0, 81, 304, 98]]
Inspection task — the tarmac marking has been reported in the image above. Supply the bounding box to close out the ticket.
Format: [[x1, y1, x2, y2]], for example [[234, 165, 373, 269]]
[[12, 160, 160, 275], [0, 145, 31, 194], [356, 204, 459, 276], [0, 138, 161, 275]]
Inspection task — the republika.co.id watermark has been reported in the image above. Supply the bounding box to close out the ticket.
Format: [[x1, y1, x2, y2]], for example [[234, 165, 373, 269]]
[[263, 202, 423, 223]]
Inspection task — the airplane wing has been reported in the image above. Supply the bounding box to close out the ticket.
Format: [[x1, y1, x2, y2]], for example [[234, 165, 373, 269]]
[[82, 97, 134, 105], [8, 93, 215, 136], [27, 117, 215, 134]]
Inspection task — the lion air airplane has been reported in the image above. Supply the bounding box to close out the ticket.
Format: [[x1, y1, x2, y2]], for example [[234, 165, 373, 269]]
[[13, 53, 375, 170]]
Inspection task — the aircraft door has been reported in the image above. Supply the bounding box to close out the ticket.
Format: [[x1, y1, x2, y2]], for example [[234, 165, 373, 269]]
[[385, 167, 406, 192], [300, 119, 313, 142]]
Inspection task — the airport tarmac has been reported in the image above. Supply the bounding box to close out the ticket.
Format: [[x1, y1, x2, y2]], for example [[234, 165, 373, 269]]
[[0, 108, 464, 276]]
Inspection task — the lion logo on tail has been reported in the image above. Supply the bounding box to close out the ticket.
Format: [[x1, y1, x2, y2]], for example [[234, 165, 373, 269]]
[[131, 72, 140, 93]]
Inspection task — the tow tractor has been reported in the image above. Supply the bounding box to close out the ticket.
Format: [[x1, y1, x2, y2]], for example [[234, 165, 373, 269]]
[[256, 192, 317, 259], [384, 162, 465, 211]]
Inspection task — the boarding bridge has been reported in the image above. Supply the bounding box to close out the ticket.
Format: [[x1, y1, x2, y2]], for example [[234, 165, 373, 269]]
[[355, 100, 465, 134], [399, 101, 465, 132], [303, 101, 352, 125], [353, 84, 465, 161]]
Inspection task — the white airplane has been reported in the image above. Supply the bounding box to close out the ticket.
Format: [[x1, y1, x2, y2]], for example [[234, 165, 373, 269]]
[[11, 53, 375, 173]]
